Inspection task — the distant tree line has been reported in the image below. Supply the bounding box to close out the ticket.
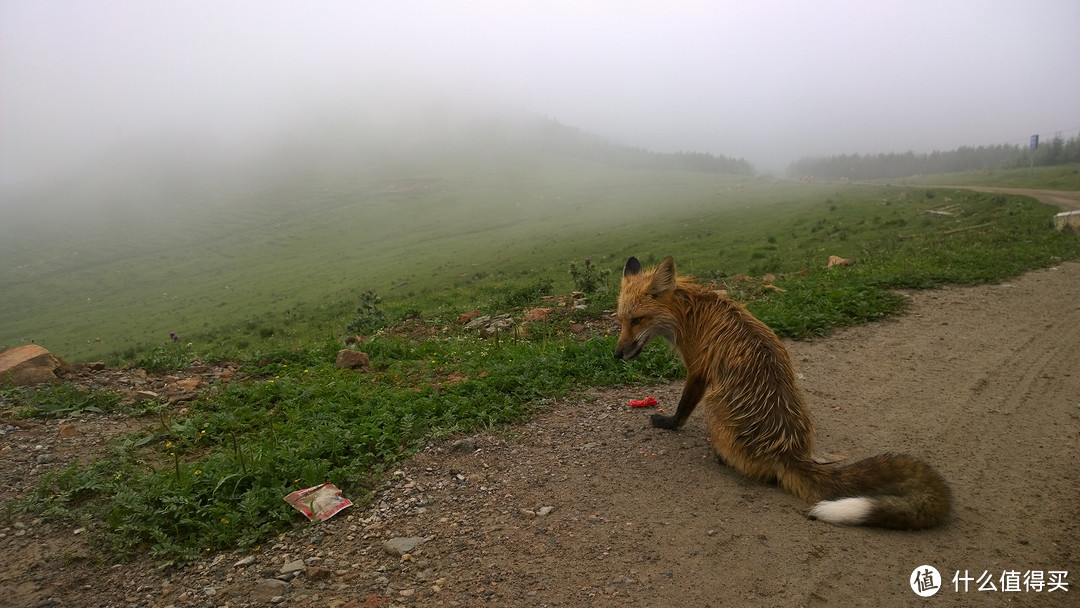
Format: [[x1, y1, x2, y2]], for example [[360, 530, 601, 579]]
[[535, 117, 755, 176], [786, 134, 1080, 181]]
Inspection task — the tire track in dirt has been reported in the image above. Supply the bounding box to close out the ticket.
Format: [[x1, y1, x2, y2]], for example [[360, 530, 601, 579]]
[[941, 270, 1080, 572]]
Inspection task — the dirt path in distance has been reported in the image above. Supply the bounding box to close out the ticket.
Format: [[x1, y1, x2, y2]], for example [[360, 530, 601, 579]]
[[931, 185, 1080, 211]]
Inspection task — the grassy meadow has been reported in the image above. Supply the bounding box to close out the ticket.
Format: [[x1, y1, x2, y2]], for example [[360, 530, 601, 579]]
[[3, 136, 1080, 564], [7, 160, 1077, 363], [2, 151, 755, 361]]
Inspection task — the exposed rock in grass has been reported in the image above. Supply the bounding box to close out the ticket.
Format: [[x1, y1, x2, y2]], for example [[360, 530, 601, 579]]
[[0, 345, 63, 386], [334, 349, 372, 372]]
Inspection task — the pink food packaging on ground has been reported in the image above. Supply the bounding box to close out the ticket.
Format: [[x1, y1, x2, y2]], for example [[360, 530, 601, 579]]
[[284, 483, 352, 521]]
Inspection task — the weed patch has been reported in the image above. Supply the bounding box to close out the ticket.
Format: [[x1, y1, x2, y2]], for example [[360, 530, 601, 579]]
[[2, 384, 125, 419], [22, 334, 680, 564]]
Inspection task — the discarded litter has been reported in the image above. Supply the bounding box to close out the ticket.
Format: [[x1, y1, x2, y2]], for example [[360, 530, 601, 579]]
[[284, 483, 352, 521], [629, 397, 658, 408]]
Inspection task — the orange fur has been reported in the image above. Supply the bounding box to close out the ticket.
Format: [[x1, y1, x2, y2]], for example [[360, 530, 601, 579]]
[[616, 256, 950, 529]]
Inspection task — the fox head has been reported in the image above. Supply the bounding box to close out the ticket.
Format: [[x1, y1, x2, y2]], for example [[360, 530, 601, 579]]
[[614, 255, 679, 360]]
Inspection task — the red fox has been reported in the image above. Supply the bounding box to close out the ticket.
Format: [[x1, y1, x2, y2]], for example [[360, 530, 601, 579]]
[[615, 255, 951, 529]]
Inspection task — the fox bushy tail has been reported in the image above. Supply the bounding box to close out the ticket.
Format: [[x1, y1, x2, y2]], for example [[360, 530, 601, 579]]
[[792, 453, 951, 530]]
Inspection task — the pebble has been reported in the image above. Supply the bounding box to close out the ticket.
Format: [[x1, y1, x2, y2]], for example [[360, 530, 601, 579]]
[[253, 578, 290, 602], [383, 536, 423, 556], [450, 437, 477, 453], [234, 555, 257, 567], [279, 558, 305, 574], [257, 578, 290, 592]]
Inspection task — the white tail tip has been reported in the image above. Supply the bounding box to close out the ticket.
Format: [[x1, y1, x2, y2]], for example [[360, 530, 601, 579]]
[[809, 496, 874, 525]]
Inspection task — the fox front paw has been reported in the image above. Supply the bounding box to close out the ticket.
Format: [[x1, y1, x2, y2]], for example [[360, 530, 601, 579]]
[[650, 413, 679, 430]]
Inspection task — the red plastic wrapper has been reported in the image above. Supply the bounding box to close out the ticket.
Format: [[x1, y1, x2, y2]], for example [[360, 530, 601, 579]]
[[284, 483, 353, 521], [628, 397, 658, 408]]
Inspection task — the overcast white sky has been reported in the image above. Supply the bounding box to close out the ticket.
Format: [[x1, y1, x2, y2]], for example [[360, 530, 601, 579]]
[[2, 0, 1078, 181]]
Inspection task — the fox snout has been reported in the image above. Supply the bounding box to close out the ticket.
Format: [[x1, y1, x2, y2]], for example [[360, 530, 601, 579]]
[[613, 332, 643, 360]]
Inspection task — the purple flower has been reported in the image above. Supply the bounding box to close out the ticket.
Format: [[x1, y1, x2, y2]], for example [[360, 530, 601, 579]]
[[170, 332, 179, 341]]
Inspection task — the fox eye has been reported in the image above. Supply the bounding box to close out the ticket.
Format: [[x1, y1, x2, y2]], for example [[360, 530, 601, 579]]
[[630, 316, 644, 327]]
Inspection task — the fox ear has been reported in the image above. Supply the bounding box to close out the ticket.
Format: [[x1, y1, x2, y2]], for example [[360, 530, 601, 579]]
[[623, 257, 642, 278], [649, 256, 677, 296]]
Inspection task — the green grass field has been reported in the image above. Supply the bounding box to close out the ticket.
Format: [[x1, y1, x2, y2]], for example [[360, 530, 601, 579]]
[[0, 149, 839, 361], [8, 160, 1076, 362], [2, 151, 750, 360], [3, 141, 1080, 564]]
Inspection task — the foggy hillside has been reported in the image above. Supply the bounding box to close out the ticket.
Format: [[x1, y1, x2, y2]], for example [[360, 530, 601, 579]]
[[0, 103, 760, 360], [1, 104, 750, 216]]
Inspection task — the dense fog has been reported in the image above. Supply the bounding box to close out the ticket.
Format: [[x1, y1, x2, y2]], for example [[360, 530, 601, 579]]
[[2, 1, 1078, 184]]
